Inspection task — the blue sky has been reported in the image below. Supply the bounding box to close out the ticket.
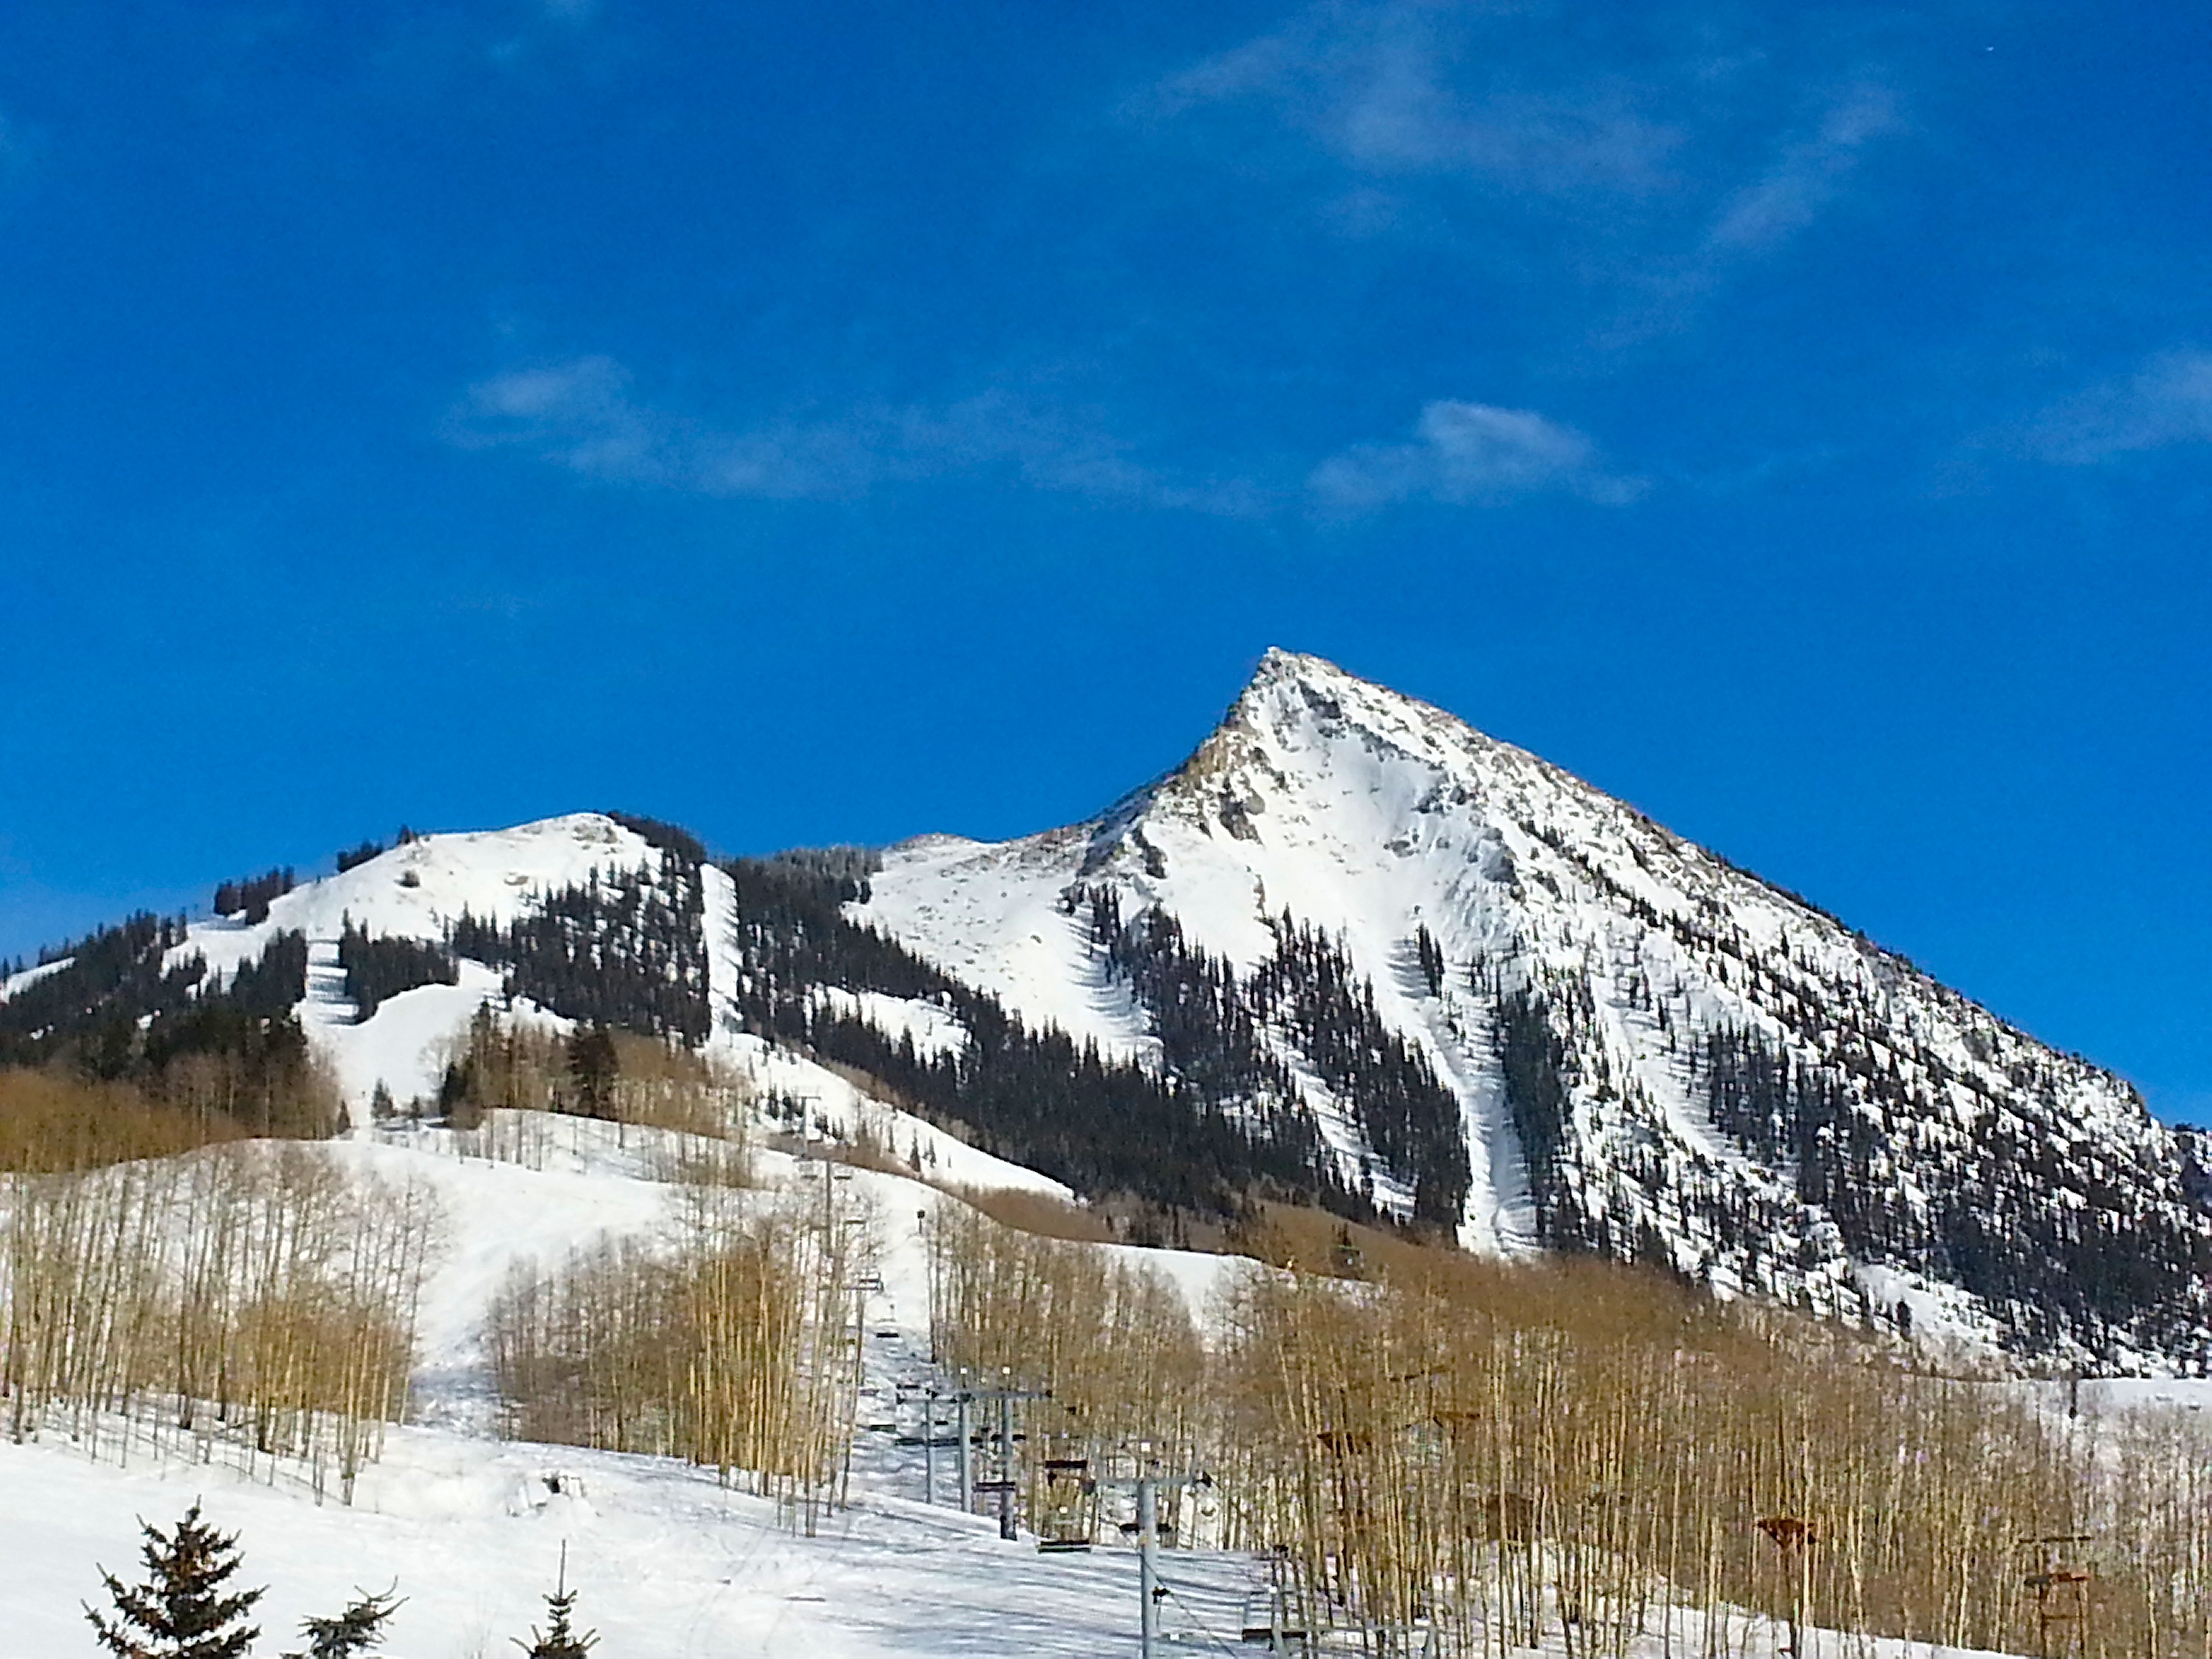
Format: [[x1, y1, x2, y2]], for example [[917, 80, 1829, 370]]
[[1, 1, 2207, 1120]]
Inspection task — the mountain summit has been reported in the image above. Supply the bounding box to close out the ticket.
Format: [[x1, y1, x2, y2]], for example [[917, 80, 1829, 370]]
[[7, 653, 2207, 1368], [862, 650, 2212, 1365]]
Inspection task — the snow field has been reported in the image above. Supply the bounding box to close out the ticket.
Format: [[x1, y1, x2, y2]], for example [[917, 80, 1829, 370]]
[[0, 1108, 1255, 1657], [3, 1105, 2185, 1658]]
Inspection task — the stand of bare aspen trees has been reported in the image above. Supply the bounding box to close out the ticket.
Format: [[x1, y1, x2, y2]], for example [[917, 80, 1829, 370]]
[[928, 1200, 1209, 1537], [928, 1202, 2212, 1659], [0, 1072, 438, 1504], [488, 1151, 872, 1532], [437, 1015, 756, 1187]]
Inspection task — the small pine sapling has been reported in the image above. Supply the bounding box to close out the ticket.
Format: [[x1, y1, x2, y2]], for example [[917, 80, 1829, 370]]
[[85, 1501, 264, 1659], [516, 1546, 597, 1658], [284, 1586, 405, 1658]]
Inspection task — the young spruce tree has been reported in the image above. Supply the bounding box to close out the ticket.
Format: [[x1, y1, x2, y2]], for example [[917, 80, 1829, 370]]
[[516, 1548, 597, 1658], [85, 1502, 264, 1659], [283, 1588, 403, 1658]]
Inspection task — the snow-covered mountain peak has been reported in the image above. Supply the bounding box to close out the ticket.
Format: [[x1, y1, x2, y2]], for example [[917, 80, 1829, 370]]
[[860, 656, 2212, 1364], [1123, 649, 1604, 877], [12, 664, 2207, 1369]]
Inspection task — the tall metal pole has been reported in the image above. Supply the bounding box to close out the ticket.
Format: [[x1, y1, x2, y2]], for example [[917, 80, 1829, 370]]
[[922, 1389, 937, 1507], [1138, 1474, 1160, 1659], [1103, 1462, 1203, 1659], [956, 1385, 972, 1513], [998, 1389, 1017, 1540]]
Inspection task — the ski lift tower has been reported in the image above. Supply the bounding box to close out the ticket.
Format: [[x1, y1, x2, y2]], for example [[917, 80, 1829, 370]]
[[2020, 1535, 2095, 1659], [1755, 1515, 1818, 1659], [965, 1370, 1049, 1540], [1103, 1446, 1210, 1659]]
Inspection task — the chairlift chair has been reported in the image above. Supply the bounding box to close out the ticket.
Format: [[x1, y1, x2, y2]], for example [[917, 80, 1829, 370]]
[[1037, 1454, 1094, 1553], [1240, 1549, 1311, 1652], [1240, 1589, 1311, 1650]]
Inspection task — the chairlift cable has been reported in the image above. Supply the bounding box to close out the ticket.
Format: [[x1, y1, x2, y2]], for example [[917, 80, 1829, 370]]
[[1154, 1576, 1254, 1659]]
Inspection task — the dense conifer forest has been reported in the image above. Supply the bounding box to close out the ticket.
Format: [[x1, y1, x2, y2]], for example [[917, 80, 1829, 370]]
[[1080, 887, 1471, 1224], [447, 819, 710, 1046], [338, 918, 457, 1019], [1697, 1025, 2212, 1361], [0, 919, 327, 1136], [212, 867, 295, 923]]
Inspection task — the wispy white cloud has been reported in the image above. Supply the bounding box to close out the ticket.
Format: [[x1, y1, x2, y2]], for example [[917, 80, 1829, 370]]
[[2024, 350, 2212, 464], [1143, 3, 1908, 340], [1589, 81, 1903, 345], [1144, 2, 1685, 199], [1307, 400, 1645, 514], [446, 356, 1268, 515], [1702, 84, 1900, 253]]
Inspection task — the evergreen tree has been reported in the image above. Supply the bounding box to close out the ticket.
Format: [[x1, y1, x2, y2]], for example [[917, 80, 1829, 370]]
[[567, 1026, 619, 1118], [338, 917, 457, 1018], [283, 1589, 403, 1658], [334, 840, 386, 874], [85, 1502, 264, 1659], [516, 1551, 596, 1658], [1414, 924, 1446, 996]]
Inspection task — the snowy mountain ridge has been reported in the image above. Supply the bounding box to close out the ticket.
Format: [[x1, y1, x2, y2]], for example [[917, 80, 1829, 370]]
[[859, 649, 2210, 1365], [9, 652, 2207, 1368]]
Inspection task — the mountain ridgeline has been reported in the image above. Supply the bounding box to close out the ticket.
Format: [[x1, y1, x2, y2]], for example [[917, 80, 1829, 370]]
[[3, 653, 2207, 1370]]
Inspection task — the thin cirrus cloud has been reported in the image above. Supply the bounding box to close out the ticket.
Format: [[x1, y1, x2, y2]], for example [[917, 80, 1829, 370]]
[[2024, 350, 2212, 465], [450, 362, 1652, 520], [1142, 2, 1685, 198], [1141, 2, 1907, 340], [445, 356, 1269, 516], [1308, 401, 1646, 514], [1702, 85, 1900, 255], [1593, 81, 1903, 346]]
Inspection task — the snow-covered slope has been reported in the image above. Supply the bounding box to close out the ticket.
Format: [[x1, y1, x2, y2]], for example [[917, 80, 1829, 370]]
[[9, 657, 2205, 1366], [72, 815, 1056, 1206], [5, 1113, 2104, 1659], [0, 1120, 1256, 1658], [859, 650, 2211, 1365]]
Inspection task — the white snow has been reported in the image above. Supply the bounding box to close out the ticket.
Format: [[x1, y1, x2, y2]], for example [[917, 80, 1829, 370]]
[[0, 956, 73, 1002], [0, 1111, 2080, 1658], [316, 964, 511, 1113], [811, 988, 968, 1061], [0, 1114, 1261, 1657]]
